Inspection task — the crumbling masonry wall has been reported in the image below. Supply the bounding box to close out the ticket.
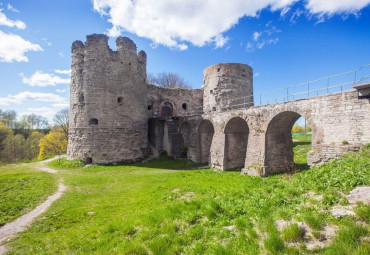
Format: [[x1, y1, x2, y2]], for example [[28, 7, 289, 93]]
[[67, 34, 149, 164], [68, 34, 370, 176], [203, 89, 370, 176]]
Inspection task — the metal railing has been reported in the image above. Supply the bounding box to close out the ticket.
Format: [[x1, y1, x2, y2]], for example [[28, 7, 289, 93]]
[[220, 64, 370, 111]]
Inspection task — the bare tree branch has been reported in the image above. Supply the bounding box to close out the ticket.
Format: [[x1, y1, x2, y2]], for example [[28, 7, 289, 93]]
[[148, 72, 191, 88], [53, 108, 69, 141]]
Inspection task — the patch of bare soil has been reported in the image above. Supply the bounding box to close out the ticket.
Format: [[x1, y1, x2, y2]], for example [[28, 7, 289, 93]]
[[275, 219, 337, 251]]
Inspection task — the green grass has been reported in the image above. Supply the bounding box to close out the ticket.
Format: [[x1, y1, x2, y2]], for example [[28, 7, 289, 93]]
[[5, 144, 370, 254], [355, 203, 370, 223], [282, 224, 303, 242], [292, 134, 312, 171], [0, 165, 58, 226]]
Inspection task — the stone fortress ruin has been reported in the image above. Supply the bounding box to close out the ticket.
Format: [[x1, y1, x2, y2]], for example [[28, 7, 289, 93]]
[[67, 34, 370, 176]]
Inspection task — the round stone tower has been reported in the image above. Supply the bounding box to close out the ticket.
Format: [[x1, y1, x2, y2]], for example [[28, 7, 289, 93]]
[[67, 34, 149, 164], [203, 63, 253, 113]]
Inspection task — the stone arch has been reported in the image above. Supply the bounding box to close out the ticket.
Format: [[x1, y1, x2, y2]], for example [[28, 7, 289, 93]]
[[198, 120, 215, 164], [159, 101, 175, 118], [265, 110, 309, 174], [224, 117, 249, 170]]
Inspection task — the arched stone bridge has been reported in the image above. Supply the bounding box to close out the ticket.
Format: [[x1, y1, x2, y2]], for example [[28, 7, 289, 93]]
[[167, 86, 369, 176]]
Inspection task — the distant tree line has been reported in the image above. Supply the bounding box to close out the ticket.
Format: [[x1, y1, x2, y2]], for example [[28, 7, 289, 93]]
[[0, 109, 69, 163], [292, 124, 312, 133]]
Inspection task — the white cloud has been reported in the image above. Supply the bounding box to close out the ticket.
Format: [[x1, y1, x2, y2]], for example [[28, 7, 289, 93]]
[[92, 1, 370, 50], [42, 37, 52, 46], [0, 91, 67, 106], [247, 21, 281, 52], [213, 34, 229, 49], [280, 6, 291, 16], [290, 8, 305, 23], [22, 71, 70, 87], [306, 0, 370, 16], [58, 52, 65, 57], [253, 32, 261, 41], [0, 9, 25, 29], [21, 104, 69, 121], [52, 103, 69, 108], [7, 4, 19, 13], [22, 107, 57, 120], [56, 89, 67, 93], [0, 30, 43, 62], [54, 69, 71, 75], [92, 0, 299, 50]]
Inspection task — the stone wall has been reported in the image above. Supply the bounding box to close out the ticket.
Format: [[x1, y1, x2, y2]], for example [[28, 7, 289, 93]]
[[203, 63, 253, 113], [68, 34, 369, 177], [201, 89, 370, 176], [67, 34, 149, 164], [147, 85, 203, 118]]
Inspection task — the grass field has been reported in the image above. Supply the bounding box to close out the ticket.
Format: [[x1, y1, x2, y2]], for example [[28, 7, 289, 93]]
[[0, 165, 57, 226], [5, 141, 369, 254], [292, 134, 312, 171]]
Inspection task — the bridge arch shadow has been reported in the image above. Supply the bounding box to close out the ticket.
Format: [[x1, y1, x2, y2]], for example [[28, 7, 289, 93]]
[[198, 120, 214, 164], [224, 117, 249, 170], [265, 111, 312, 175]]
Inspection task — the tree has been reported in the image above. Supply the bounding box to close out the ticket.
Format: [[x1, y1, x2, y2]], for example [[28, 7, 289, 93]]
[[147, 72, 191, 88], [0, 122, 13, 152], [0, 110, 17, 128], [53, 108, 69, 141], [25, 131, 44, 160], [292, 124, 312, 133], [292, 124, 304, 133], [1, 134, 26, 163], [21, 113, 49, 130], [38, 127, 67, 159]]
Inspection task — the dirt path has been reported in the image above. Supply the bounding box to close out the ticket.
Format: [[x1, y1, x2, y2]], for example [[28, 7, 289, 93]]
[[0, 157, 66, 254]]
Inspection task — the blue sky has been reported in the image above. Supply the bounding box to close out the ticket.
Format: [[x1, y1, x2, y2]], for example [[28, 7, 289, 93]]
[[0, 0, 369, 121]]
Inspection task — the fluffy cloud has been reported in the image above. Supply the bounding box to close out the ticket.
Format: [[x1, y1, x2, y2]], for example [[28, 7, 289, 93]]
[[22, 71, 70, 87], [92, 0, 299, 50], [0, 30, 43, 62], [56, 89, 67, 93], [92, 0, 369, 50], [0, 9, 25, 29], [306, 0, 370, 15], [0, 91, 67, 106]]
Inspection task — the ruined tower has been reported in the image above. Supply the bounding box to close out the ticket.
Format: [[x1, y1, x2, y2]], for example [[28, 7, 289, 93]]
[[67, 34, 149, 164], [203, 63, 253, 112]]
